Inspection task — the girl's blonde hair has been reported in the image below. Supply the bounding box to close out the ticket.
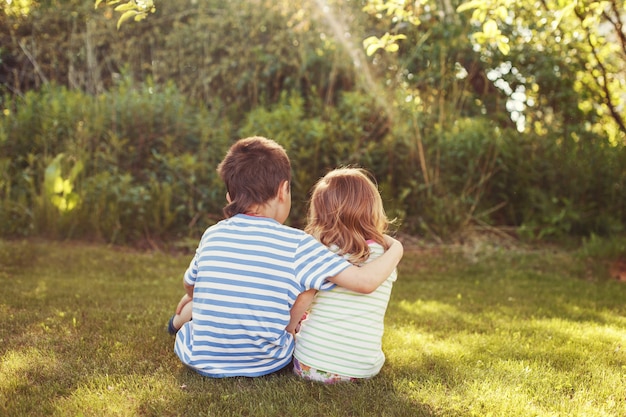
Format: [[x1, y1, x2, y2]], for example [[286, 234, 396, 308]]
[[305, 167, 390, 264]]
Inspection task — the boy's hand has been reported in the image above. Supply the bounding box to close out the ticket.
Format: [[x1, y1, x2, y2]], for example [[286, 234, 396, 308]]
[[176, 293, 193, 314]]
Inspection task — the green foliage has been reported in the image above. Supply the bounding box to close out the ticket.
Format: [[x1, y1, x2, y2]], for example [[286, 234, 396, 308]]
[[3, 0, 359, 114], [0, 81, 232, 243], [495, 132, 626, 240], [577, 233, 626, 262], [30, 153, 85, 238], [45, 153, 83, 213], [1, 0, 626, 242], [1, 0, 36, 17], [240, 90, 393, 227], [382, 115, 503, 239], [3, 78, 624, 242], [455, 0, 626, 143], [95, 0, 156, 29]]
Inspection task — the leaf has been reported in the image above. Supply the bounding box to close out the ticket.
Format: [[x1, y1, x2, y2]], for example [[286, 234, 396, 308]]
[[366, 42, 381, 56], [53, 177, 65, 194], [363, 36, 382, 56], [114, 3, 138, 12], [497, 40, 510, 56], [494, 6, 508, 21], [51, 195, 64, 210], [44, 154, 64, 196], [482, 19, 500, 38], [385, 43, 399, 52], [472, 32, 487, 44], [68, 160, 84, 182], [363, 35, 379, 47], [66, 193, 80, 211], [456, 0, 484, 13], [62, 179, 73, 195], [497, 36, 510, 55], [117, 10, 139, 29]]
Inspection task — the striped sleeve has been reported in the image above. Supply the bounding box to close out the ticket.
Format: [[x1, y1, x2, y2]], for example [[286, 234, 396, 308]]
[[294, 234, 351, 291], [183, 226, 215, 286]]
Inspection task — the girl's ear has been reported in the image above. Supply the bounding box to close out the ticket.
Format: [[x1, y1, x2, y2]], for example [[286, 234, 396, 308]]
[[226, 192, 232, 203]]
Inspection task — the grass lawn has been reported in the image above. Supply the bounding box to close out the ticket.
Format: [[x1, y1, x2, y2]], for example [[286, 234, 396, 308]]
[[1, 238, 625, 416]]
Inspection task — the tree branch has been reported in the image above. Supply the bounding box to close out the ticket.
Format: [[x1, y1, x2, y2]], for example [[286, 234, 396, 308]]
[[602, 0, 626, 57], [18, 40, 49, 85], [574, 4, 626, 136]]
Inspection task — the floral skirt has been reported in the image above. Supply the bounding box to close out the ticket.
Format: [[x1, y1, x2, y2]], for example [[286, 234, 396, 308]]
[[292, 357, 362, 384]]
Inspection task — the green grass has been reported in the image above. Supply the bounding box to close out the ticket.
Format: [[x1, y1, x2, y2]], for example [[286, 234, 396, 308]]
[[1, 238, 625, 416]]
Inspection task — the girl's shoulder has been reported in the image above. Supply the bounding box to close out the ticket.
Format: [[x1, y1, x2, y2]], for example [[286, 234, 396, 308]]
[[366, 240, 385, 250]]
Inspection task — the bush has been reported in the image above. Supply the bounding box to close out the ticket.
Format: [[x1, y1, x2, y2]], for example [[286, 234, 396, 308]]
[[1, 82, 624, 244], [381, 103, 626, 241], [240, 90, 393, 227], [495, 131, 626, 240], [0, 81, 232, 243]]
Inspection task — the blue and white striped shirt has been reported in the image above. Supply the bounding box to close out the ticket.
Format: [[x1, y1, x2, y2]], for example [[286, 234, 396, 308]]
[[174, 214, 351, 377]]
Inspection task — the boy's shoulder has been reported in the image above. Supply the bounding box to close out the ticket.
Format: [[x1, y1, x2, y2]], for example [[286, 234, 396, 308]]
[[208, 214, 310, 238]]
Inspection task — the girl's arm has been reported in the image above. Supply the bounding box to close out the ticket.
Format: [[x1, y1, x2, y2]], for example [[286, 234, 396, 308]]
[[287, 289, 317, 335], [327, 235, 402, 294]]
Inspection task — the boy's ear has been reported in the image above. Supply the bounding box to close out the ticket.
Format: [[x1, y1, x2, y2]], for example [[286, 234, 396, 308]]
[[226, 192, 232, 203], [278, 180, 290, 201]]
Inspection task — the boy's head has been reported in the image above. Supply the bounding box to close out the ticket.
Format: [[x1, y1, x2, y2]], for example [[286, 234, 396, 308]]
[[217, 136, 292, 218]]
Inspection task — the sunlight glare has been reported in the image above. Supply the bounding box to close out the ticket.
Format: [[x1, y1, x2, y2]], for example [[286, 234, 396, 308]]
[[0, 348, 59, 390], [398, 299, 459, 316]]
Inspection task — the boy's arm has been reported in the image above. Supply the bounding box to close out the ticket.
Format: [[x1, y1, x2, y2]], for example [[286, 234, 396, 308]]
[[327, 235, 403, 294], [178, 252, 198, 313], [287, 289, 317, 335], [176, 282, 194, 314], [184, 282, 194, 298]]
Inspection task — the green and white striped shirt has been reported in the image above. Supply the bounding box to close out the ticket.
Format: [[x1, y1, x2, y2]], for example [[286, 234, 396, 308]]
[[293, 242, 397, 378]]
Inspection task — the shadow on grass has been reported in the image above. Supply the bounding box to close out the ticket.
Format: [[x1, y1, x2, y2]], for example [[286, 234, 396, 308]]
[[141, 364, 438, 417]]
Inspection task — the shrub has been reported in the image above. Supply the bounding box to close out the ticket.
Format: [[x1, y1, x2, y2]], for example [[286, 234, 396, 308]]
[[240, 90, 393, 227], [0, 81, 232, 243]]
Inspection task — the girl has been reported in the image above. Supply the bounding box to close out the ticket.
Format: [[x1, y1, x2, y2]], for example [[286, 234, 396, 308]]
[[289, 167, 398, 383]]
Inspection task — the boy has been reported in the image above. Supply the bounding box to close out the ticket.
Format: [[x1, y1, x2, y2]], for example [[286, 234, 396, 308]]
[[171, 136, 403, 377]]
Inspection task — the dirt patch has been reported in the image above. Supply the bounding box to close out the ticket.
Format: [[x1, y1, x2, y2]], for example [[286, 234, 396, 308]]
[[609, 259, 626, 282]]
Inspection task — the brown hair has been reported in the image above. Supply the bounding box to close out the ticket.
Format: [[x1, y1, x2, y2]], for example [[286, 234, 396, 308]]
[[217, 136, 291, 218], [305, 167, 390, 264]]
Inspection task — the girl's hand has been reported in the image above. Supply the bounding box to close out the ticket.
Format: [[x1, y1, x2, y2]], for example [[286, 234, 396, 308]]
[[383, 234, 402, 251], [286, 324, 297, 336]]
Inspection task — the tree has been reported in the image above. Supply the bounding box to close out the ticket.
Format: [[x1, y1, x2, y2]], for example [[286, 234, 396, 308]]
[[362, 0, 626, 144]]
